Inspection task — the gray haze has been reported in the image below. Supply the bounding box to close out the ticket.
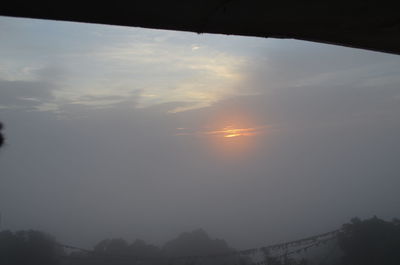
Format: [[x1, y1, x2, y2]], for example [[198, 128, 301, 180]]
[[1, 16, 400, 250]]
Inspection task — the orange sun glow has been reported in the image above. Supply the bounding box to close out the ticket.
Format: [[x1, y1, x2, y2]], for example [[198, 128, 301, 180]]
[[205, 126, 262, 138], [175, 111, 268, 158]]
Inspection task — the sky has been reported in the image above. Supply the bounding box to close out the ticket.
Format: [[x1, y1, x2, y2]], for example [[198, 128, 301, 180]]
[[0, 15, 400, 250]]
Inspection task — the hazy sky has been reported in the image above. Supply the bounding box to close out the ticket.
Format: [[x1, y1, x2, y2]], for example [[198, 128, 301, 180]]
[[1, 16, 400, 250]]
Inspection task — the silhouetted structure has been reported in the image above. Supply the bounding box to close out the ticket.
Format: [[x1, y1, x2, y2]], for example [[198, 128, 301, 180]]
[[0, 122, 4, 148], [1, 1, 400, 55]]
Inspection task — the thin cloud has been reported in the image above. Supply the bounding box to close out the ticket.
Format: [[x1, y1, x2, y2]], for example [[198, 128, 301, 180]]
[[175, 125, 268, 138]]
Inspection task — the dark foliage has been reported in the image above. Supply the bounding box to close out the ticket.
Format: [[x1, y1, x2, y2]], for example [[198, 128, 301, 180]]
[[162, 229, 242, 265], [0, 230, 61, 265], [338, 216, 400, 265], [163, 228, 233, 257], [262, 255, 309, 265], [90, 238, 164, 265], [2, 218, 400, 265], [62, 229, 245, 265]]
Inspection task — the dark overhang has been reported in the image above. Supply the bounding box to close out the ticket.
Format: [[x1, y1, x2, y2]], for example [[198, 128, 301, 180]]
[[1, 1, 400, 55]]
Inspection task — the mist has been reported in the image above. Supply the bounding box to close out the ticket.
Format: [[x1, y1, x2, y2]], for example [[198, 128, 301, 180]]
[[1, 15, 400, 257]]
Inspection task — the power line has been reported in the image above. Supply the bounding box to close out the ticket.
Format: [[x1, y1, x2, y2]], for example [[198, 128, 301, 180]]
[[57, 228, 341, 263]]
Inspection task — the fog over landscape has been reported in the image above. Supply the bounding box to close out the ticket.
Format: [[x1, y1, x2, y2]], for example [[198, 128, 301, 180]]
[[1, 15, 400, 252]]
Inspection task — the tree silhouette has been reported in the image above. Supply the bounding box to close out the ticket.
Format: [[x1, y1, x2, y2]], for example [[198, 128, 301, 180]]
[[0, 230, 62, 265], [163, 229, 232, 257], [94, 238, 130, 256], [338, 216, 400, 265], [90, 238, 164, 265]]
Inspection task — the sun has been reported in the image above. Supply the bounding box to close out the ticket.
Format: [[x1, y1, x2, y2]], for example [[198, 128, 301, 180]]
[[175, 111, 268, 158], [204, 126, 261, 139], [224, 133, 241, 138], [220, 126, 259, 138]]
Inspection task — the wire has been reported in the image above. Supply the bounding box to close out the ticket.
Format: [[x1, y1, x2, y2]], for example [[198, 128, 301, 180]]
[[56, 228, 342, 263]]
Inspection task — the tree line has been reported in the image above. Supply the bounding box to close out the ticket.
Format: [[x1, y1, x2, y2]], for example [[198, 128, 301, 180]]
[[1, 217, 400, 265]]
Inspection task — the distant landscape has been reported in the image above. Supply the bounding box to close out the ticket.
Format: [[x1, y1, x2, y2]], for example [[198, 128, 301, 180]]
[[1, 216, 399, 265]]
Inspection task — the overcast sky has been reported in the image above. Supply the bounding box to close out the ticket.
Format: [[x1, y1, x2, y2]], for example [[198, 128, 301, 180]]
[[1, 15, 400, 250]]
